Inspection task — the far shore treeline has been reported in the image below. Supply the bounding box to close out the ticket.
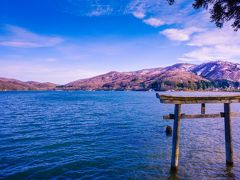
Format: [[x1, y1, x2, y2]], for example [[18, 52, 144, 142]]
[[57, 79, 240, 91]]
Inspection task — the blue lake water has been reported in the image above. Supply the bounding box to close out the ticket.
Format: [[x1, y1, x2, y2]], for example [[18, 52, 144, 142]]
[[0, 91, 240, 179]]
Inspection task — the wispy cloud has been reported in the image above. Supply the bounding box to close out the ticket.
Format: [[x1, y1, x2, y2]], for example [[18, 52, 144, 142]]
[[0, 36, 173, 83], [161, 27, 205, 41], [188, 28, 240, 47], [179, 45, 240, 62], [132, 11, 145, 19], [87, 5, 113, 16], [0, 25, 63, 48], [178, 26, 240, 62], [63, 0, 210, 30], [126, 0, 167, 16], [64, 0, 127, 17], [126, 0, 202, 25], [126, 1, 240, 62], [0, 61, 101, 84], [143, 17, 164, 27]]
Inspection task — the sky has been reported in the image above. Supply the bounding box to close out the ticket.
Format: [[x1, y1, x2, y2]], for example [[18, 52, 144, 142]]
[[1, 0, 240, 84]]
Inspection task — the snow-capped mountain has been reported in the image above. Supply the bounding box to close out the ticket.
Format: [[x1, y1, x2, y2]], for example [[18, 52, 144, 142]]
[[191, 61, 240, 82], [1, 60, 240, 91]]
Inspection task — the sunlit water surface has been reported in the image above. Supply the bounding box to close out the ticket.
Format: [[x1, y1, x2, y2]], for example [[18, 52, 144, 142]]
[[0, 91, 240, 179]]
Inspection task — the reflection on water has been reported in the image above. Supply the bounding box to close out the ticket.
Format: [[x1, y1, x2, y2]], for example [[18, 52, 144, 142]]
[[225, 165, 235, 179], [0, 91, 239, 179]]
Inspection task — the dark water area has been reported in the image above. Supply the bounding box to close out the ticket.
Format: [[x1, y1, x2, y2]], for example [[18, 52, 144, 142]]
[[0, 91, 240, 179]]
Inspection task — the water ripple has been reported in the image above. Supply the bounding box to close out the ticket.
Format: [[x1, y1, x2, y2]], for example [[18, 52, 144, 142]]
[[0, 91, 240, 179]]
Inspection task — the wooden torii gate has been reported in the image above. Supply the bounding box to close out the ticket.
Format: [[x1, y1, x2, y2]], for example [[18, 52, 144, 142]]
[[156, 94, 240, 171]]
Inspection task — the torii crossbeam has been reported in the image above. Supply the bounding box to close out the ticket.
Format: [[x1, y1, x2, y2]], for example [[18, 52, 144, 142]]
[[156, 93, 240, 171]]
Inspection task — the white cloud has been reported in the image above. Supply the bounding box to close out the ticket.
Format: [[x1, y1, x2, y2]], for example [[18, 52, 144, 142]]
[[188, 28, 240, 47], [64, 0, 211, 30], [127, 0, 169, 16], [127, 0, 206, 26], [179, 45, 240, 62], [179, 26, 240, 62], [0, 25, 63, 48], [143, 17, 164, 27], [132, 11, 145, 19], [161, 27, 205, 41], [127, 0, 240, 63]]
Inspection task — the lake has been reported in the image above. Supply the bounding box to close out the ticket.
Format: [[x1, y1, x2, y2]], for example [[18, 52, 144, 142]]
[[0, 91, 240, 179]]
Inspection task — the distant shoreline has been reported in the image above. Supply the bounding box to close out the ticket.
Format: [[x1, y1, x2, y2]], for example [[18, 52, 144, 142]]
[[1, 89, 240, 92]]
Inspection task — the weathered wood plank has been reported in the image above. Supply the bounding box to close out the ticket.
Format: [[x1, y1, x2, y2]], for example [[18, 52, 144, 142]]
[[156, 93, 240, 104], [163, 112, 240, 119], [224, 103, 234, 165], [171, 104, 181, 170]]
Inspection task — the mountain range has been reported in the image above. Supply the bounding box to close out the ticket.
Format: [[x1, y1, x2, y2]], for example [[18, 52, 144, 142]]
[[1, 60, 240, 91], [0, 78, 57, 91]]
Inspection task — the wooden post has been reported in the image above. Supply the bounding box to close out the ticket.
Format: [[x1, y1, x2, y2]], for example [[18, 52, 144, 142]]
[[171, 104, 181, 171], [224, 103, 233, 165], [157, 94, 240, 169], [201, 103, 206, 114]]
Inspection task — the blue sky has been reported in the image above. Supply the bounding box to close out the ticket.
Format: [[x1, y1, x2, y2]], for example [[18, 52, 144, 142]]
[[1, 0, 240, 84]]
